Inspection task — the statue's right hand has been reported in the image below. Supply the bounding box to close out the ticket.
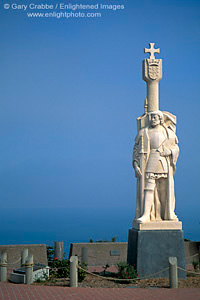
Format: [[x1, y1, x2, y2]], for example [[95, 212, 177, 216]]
[[135, 165, 142, 178]]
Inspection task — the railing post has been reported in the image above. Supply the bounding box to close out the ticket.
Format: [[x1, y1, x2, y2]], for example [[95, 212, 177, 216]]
[[0, 252, 7, 282], [25, 254, 33, 285], [54, 241, 64, 260], [70, 256, 78, 287], [21, 248, 29, 266], [169, 257, 178, 288], [81, 247, 88, 268]]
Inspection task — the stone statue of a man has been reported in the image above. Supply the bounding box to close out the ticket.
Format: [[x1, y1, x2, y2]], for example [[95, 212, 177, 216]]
[[133, 111, 179, 223]]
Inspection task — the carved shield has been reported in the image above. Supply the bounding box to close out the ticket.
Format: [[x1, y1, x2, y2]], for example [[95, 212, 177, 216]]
[[148, 65, 159, 80]]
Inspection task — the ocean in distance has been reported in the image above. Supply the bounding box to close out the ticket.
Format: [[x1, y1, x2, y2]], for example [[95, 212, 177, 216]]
[[1, 207, 199, 257]]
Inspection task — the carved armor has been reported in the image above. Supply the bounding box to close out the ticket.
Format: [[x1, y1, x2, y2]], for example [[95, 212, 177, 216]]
[[133, 121, 179, 221], [145, 150, 168, 173]]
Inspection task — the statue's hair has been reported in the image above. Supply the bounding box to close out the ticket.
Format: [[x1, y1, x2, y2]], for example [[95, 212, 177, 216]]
[[150, 110, 164, 124]]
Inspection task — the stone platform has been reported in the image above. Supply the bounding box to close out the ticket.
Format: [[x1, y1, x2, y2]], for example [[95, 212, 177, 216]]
[[127, 228, 186, 279], [132, 220, 182, 230]]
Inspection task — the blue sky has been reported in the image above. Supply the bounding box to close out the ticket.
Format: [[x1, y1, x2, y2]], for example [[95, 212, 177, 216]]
[[0, 0, 199, 248]]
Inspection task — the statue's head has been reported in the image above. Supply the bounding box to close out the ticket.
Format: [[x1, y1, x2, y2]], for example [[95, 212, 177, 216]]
[[150, 110, 164, 127]]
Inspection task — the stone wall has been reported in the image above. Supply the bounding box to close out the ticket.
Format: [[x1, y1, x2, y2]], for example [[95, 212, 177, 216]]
[[69, 243, 128, 266], [184, 241, 200, 264], [1, 241, 198, 269], [70, 241, 200, 266], [0, 244, 48, 269]]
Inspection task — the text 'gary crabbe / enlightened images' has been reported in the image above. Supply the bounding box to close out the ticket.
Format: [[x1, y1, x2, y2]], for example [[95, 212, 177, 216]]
[[3, 2, 125, 19]]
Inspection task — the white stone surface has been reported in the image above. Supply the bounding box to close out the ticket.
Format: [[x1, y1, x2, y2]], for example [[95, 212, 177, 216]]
[[144, 43, 160, 60], [143, 58, 162, 112], [143, 43, 162, 113], [132, 43, 180, 227], [132, 220, 182, 230], [33, 266, 49, 281], [9, 266, 49, 284]]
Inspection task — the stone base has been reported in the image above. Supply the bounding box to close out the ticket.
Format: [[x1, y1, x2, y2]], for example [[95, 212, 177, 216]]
[[127, 229, 186, 278], [10, 273, 25, 284], [132, 220, 182, 230]]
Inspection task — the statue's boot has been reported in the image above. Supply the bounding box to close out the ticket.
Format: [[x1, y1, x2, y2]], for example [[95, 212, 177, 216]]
[[137, 190, 154, 223], [168, 212, 178, 221]]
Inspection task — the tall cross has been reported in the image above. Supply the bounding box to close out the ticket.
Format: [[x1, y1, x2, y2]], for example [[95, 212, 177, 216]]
[[144, 43, 160, 60]]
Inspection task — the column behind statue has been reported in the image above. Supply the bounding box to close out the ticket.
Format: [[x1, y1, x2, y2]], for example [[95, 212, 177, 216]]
[[127, 43, 186, 278]]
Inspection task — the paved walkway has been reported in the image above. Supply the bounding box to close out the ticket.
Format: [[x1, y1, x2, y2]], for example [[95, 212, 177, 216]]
[[0, 282, 199, 300]]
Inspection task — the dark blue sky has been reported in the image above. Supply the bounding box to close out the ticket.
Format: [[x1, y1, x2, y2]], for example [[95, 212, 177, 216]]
[[0, 0, 199, 246]]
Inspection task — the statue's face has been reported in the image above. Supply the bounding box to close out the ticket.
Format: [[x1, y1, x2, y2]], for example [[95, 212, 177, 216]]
[[151, 114, 160, 127]]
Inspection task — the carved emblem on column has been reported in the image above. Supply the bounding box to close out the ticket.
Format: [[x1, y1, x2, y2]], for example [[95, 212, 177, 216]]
[[147, 60, 161, 80]]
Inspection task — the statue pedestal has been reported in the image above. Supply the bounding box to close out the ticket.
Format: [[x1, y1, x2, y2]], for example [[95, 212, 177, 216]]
[[132, 220, 183, 230], [127, 225, 186, 279]]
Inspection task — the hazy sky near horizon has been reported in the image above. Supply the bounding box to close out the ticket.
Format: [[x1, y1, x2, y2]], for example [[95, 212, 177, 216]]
[[0, 0, 199, 243]]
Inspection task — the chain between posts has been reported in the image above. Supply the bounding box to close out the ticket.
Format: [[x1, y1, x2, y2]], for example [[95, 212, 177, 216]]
[[185, 253, 199, 260], [47, 259, 200, 279], [48, 264, 170, 281], [0, 257, 22, 267], [7, 257, 22, 266], [77, 265, 170, 281], [177, 266, 200, 275]]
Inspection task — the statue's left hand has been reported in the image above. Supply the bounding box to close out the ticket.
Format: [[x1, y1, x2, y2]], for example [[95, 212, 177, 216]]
[[160, 146, 171, 157]]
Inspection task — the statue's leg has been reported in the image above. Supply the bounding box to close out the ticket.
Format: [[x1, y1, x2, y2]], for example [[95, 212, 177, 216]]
[[154, 184, 162, 220], [157, 178, 167, 220], [168, 173, 178, 220], [137, 178, 155, 223]]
